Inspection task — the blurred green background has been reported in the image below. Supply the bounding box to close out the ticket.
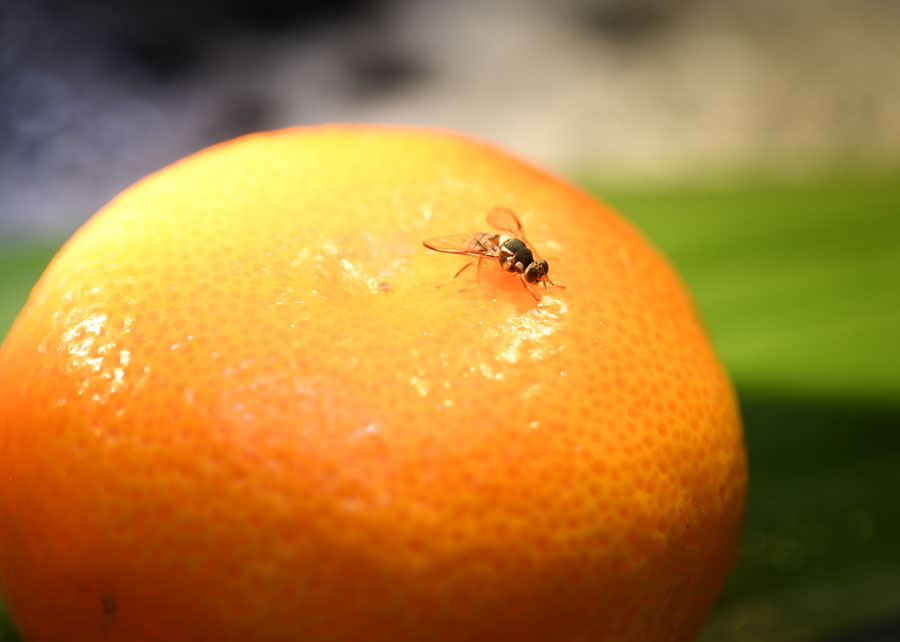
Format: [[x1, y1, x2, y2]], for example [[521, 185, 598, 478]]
[[2, 168, 898, 641]]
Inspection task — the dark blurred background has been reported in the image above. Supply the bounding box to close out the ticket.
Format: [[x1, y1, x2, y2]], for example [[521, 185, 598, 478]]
[[1, 1, 899, 640]]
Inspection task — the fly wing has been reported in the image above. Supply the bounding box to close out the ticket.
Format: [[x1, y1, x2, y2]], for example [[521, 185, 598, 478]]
[[423, 233, 493, 257], [486, 207, 527, 241], [486, 207, 543, 259]]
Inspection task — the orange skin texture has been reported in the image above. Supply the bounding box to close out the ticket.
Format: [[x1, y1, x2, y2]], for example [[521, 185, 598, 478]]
[[0, 126, 746, 642]]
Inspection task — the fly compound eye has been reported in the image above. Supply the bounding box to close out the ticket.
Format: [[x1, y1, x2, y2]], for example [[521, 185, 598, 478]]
[[524, 260, 548, 283]]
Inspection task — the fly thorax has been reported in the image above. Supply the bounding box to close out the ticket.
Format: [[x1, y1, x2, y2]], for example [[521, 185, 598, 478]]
[[499, 238, 533, 273]]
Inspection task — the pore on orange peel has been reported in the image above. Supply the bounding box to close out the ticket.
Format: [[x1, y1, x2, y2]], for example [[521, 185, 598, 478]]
[[0, 125, 746, 642]]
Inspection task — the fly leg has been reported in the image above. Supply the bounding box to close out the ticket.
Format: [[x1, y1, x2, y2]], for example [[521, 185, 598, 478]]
[[456, 257, 485, 292], [544, 276, 566, 290], [519, 275, 541, 301], [435, 261, 473, 289], [435, 258, 484, 291]]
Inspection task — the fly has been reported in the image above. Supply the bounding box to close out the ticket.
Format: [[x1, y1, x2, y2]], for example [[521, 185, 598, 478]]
[[423, 207, 565, 300]]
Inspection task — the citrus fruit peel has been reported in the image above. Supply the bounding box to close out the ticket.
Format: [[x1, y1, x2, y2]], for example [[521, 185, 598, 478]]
[[0, 125, 746, 642]]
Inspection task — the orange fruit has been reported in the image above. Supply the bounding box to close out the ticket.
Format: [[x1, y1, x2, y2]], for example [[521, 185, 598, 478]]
[[0, 125, 746, 642]]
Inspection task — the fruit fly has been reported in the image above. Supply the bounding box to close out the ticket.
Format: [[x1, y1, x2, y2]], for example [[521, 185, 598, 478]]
[[423, 207, 564, 300]]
